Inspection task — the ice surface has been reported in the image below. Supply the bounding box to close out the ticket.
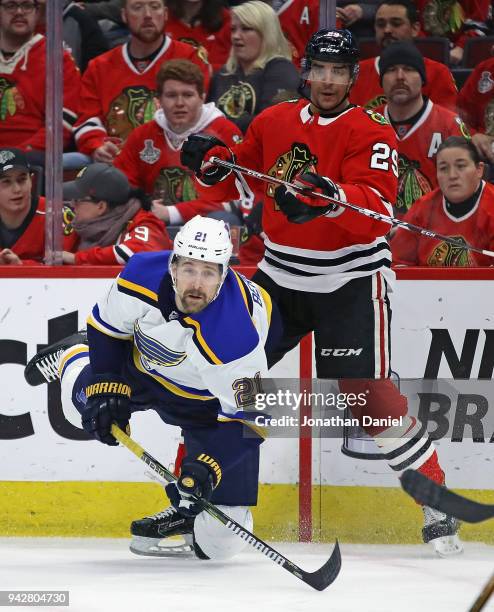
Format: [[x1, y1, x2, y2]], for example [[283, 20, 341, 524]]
[[1, 538, 493, 612]]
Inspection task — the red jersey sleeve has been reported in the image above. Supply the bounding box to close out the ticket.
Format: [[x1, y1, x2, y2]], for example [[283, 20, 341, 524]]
[[113, 129, 143, 188], [74, 211, 171, 265], [74, 61, 107, 155]]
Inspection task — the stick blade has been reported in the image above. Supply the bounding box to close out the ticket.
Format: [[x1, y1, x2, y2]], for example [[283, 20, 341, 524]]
[[401, 469, 494, 524], [299, 540, 341, 591]]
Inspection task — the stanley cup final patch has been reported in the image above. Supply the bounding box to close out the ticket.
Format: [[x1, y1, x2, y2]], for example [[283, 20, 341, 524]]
[[139, 139, 161, 164]]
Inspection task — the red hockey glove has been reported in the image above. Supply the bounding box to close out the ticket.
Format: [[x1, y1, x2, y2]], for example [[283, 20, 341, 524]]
[[274, 172, 341, 224]]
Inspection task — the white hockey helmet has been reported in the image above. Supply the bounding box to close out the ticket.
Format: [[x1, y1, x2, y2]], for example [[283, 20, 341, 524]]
[[170, 215, 233, 298]]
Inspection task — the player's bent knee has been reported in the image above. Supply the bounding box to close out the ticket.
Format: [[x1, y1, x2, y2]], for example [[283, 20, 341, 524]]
[[193, 506, 253, 561]]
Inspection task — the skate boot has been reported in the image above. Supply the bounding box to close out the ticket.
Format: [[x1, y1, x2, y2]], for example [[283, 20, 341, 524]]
[[24, 331, 88, 386], [130, 506, 207, 558], [422, 505, 463, 557]]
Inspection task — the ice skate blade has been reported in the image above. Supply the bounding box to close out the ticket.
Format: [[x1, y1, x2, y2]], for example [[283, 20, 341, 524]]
[[129, 535, 194, 558], [430, 534, 464, 557]]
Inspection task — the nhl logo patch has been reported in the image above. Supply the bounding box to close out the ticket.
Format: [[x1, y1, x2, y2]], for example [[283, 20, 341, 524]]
[[139, 139, 161, 164]]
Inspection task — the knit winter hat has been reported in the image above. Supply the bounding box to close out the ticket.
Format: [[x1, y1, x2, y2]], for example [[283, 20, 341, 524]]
[[379, 42, 426, 85]]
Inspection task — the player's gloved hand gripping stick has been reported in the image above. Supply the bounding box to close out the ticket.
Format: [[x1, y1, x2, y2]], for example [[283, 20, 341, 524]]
[[110, 424, 341, 591], [200, 152, 494, 260]]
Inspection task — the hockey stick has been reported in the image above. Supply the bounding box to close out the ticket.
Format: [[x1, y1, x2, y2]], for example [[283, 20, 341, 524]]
[[469, 572, 494, 612], [400, 469, 494, 523], [110, 424, 341, 591], [210, 157, 494, 259]]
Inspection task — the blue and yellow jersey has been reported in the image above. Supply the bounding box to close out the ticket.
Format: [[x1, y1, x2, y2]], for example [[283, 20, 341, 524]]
[[87, 251, 271, 435]]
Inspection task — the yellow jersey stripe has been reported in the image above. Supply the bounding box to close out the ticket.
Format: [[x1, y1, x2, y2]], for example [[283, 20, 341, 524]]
[[258, 286, 272, 326], [183, 317, 223, 365], [117, 277, 158, 302], [133, 346, 215, 401], [58, 345, 88, 378], [233, 271, 250, 314], [217, 415, 267, 439], [87, 315, 132, 340]]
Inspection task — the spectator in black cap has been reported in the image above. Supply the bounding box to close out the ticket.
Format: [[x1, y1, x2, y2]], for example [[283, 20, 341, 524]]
[[0, 148, 62, 265], [62, 163, 171, 265], [377, 42, 469, 217]]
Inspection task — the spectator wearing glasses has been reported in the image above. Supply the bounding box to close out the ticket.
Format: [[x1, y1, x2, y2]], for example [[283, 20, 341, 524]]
[[0, 0, 81, 163], [62, 163, 171, 265], [73, 0, 211, 164]]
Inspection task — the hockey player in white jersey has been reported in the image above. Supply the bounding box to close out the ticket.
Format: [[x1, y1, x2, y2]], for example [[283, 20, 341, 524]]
[[25, 215, 280, 560]]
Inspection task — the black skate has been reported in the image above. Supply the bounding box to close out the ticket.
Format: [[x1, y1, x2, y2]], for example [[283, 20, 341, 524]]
[[422, 506, 463, 556], [130, 506, 198, 558], [24, 331, 88, 386]]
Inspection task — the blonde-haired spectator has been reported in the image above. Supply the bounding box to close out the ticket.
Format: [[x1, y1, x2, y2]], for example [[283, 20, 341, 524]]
[[208, 0, 299, 132]]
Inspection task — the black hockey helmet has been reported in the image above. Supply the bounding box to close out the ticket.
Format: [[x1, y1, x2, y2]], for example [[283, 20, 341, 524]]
[[302, 29, 360, 80]]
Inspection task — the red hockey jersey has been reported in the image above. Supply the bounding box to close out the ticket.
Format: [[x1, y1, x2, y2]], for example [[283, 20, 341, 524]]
[[391, 181, 494, 266], [64, 208, 170, 265], [166, 9, 232, 71], [277, 0, 319, 67], [114, 105, 242, 223], [0, 35, 80, 151], [457, 57, 494, 133], [74, 38, 211, 156], [350, 56, 457, 111], [415, 0, 490, 48], [379, 99, 469, 216], [195, 99, 398, 293]]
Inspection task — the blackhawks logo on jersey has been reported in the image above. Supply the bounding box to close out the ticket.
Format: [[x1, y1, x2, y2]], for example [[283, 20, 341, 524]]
[[266, 143, 318, 200], [363, 108, 389, 125], [423, 0, 464, 36], [153, 167, 197, 204], [62, 206, 76, 236], [396, 153, 433, 215], [218, 82, 256, 120], [105, 86, 157, 141], [364, 94, 387, 111], [427, 236, 472, 267], [0, 77, 24, 121]]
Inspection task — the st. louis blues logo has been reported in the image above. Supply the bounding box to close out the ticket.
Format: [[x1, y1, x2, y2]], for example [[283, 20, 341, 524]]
[[134, 321, 186, 367]]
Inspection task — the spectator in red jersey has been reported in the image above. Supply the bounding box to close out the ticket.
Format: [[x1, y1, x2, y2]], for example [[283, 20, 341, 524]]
[[208, 0, 299, 133], [457, 53, 494, 163], [415, 0, 490, 65], [166, 0, 232, 72], [0, 149, 72, 265], [349, 0, 457, 111], [114, 59, 243, 227], [391, 136, 494, 266], [275, 0, 319, 66], [0, 0, 80, 163], [73, 0, 211, 164], [378, 42, 469, 217], [62, 163, 171, 265]]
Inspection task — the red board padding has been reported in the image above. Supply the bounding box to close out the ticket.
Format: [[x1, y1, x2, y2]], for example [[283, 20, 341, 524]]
[[1, 266, 494, 279]]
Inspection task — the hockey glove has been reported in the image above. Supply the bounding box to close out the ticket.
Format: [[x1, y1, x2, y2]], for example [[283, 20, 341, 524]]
[[181, 134, 234, 185], [81, 374, 131, 446], [274, 172, 341, 224], [165, 456, 221, 518]]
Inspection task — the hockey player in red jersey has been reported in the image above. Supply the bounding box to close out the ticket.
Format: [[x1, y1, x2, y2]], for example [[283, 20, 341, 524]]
[[182, 28, 462, 555], [0, 0, 80, 155], [378, 42, 470, 216], [349, 0, 457, 111], [277, 0, 319, 66], [73, 0, 211, 162], [114, 59, 242, 226], [391, 136, 494, 266], [61, 163, 170, 265]]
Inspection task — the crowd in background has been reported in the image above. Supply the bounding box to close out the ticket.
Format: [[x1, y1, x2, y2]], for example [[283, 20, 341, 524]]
[[1, 0, 494, 267]]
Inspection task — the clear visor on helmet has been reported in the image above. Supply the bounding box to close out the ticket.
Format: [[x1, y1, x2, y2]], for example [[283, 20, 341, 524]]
[[301, 61, 354, 85]]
